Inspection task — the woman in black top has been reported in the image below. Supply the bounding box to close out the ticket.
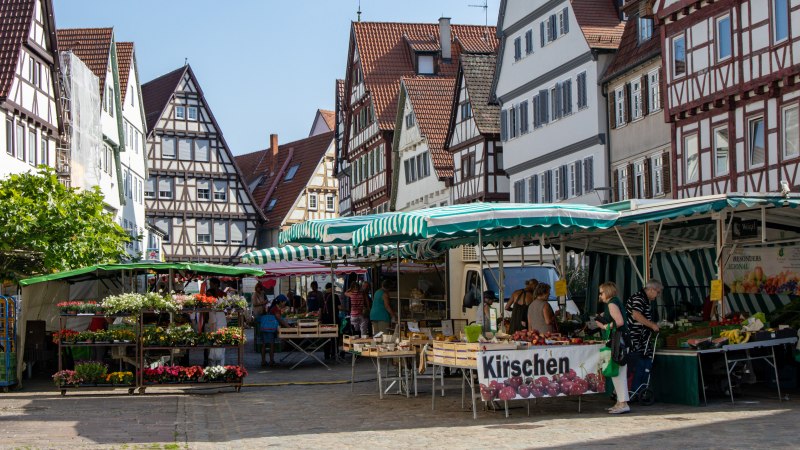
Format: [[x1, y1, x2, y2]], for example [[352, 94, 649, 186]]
[[505, 279, 537, 333]]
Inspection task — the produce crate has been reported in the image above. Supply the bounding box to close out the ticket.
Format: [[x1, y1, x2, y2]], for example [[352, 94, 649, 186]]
[[666, 327, 711, 348], [752, 328, 796, 341], [343, 335, 373, 351], [712, 325, 741, 337]]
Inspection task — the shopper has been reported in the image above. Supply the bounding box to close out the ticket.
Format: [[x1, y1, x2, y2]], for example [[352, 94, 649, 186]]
[[306, 281, 323, 313], [345, 281, 370, 336], [287, 289, 305, 313], [260, 295, 290, 367], [476, 290, 498, 336], [626, 279, 662, 391], [506, 279, 537, 333], [527, 282, 556, 334], [370, 280, 396, 334], [321, 283, 342, 360], [596, 281, 630, 414]]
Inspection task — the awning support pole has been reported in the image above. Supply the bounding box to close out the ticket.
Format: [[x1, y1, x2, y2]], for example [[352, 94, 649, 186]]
[[498, 243, 505, 312], [559, 236, 567, 320], [643, 223, 651, 282], [614, 226, 645, 284], [397, 241, 401, 333], [717, 212, 725, 318], [649, 221, 664, 261]]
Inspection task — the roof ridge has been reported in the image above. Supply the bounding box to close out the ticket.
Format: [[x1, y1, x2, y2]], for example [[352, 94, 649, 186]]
[[141, 65, 186, 89]]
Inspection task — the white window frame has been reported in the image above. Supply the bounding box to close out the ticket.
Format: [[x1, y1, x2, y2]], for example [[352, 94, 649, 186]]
[[634, 161, 645, 199], [308, 193, 318, 210], [749, 116, 766, 167], [615, 86, 626, 127], [175, 106, 186, 119], [197, 180, 210, 201], [638, 16, 654, 43], [651, 154, 664, 196], [630, 79, 643, 121], [326, 194, 335, 212], [648, 70, 660, 113], [213, 180, 227, 201], [716, 14, 732, 61], [713, 126, 730, 176], [158, 178, 173, 199], [188, 106, 198, 121], [684, 133, 700, 182], [672, 34, 687, 78], [783, 105, 799, 159], [773, 0, 790, 44], [618, 167, 629, 201], [417, 54, 434, 75]]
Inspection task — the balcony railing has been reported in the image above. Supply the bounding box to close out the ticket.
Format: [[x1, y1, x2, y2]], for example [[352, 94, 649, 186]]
[[349, 122, 379, 152], [352, 171, 386, 203]]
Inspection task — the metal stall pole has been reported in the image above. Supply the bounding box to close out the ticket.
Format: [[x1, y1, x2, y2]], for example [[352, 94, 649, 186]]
[[397, 242, 402, 335], [498, 244, 505, 316], [643, 222, 651, 283], [559, 237, 567, 321], [716, 212, 725, 318]]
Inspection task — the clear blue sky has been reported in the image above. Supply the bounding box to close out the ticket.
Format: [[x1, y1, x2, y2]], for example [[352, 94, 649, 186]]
[[53, 0, 500, 155]]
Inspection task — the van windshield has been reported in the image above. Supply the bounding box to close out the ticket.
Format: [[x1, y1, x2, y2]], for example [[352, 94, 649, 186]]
[[482, 266, 561, 301]]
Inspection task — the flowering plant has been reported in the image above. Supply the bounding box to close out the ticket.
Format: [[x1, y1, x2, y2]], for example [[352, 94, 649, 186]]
[[74, 361, 108, 384], [171, 293, 196, 309], [111, 329, 136, 342], [203, 365, 226, 381], [105, 371, 134, 385], [52, 329, 79, 344], [92, 330, 112, 342], [102, 293, 145, 315], [143, 325, 198, 346], [217, 295, 247, 311], [142, 292, 178, 313], [53, 370, 83, 387], [194, 294, 219, 308], [223, 365, 248, 382], [209, 327, 245, 346], [75, 331, 95, 343], [178, 365, 204, 382]]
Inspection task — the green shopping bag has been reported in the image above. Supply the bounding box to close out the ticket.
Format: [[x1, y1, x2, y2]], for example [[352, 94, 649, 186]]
[[600, 346, 619, 378]]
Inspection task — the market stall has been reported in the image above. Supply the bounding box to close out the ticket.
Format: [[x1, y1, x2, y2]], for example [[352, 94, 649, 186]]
[[17, 262, 263, 392]]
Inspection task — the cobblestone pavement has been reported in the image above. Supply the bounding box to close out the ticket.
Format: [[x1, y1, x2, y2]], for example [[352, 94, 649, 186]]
[[1, 333, 799, 449]]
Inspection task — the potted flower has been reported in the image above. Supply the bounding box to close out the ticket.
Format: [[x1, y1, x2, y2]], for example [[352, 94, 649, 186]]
[[53, 370, 83, 387], [211, 327, 244, 346], [203, 365, 226, 382], [57, 301, 80, 315], [75, 331, 94, 344], [105, 371, 134, 385], [112, 329, 136, 343], [222, 365, 248, 382], [52, 329, 79, 345], [74, 361, 108, 385], [193, 294, 218, 309], [217, 295, 247, 311], [171, 293, 196, 310], [92, 330, 111, 343], [101, 293, 145, 315]]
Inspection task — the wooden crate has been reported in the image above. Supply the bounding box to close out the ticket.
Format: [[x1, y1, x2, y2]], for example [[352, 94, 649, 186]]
[[278, 327, 301, 337], [343, 335, 373, 351]]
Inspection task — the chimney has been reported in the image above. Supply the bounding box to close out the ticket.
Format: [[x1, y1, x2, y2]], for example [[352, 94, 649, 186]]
[[439, 17, 452, 60], [270, 134, 279, 158]]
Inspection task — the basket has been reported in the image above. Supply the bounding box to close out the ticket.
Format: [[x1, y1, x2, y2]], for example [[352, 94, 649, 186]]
[[464, 324, 482, 343]]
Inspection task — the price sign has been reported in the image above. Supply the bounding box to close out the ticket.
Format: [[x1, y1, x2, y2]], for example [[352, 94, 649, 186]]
[[489, 307, 498, 332], [710, 279, 723, 301], [555, 279, 568, 297]]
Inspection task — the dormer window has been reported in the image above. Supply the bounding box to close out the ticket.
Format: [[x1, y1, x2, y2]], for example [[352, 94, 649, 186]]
[[417, 54, 435, 75], [284, 164, 300, 181], [267, 199, 277, 211], [638, 16, 654, 43]]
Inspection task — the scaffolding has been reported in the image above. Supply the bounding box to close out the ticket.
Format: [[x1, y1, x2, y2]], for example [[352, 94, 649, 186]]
[[58, 51, 102, 191]]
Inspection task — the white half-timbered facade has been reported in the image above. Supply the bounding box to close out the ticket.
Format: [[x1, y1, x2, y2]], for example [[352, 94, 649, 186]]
[[335, 79, 352, 216], [658, 0, 800, 196], [446, 53, 508, 204], [493, 1, 624, 206], [142, 65, 261, 263], [0, 0, 60, 179]]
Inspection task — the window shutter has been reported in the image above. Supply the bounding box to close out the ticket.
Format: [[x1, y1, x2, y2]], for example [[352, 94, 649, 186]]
[[550, 15, 557, 41], [644, 158, 653, 198], [231, 221, 244, 243], [178, 138, 192, 160], [612, 169, 620, 202], [546, 171, 553, 202], [158, 178, 171, 193], [533, 95, 540, 128], [510, 106, 517, 138], [562, 7, 569, 34], [624, 83, 632, 125], [610, 90, 617, 129], [540, 22, 546, 47], [197, 178, 210, 191], [514, 37, 521, 60], [197, 220, 210, 235], [526, 30, 533, 54], [627, 162, 635, 199], [555, 83, 563, 119], [642, 74, 650, 114], [196, 139, 210, 162], [404, 159, 411, 184], [584, 156, 594, 192], [574, 160, 583, 196], [560, 165, 568, 200], [500, 109, 508, 141], [214, 179, 227, 195], [520, 101, 529, 133], [540, 90, 549, 123], [213, 221, 227, 242], [662, 151, 672, 194], [145, 177, 155, 194], [564, 79, 573, 115], [530, 175, 539, 203]]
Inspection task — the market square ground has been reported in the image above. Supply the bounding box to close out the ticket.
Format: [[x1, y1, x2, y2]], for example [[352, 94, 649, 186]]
[[2, 336, 800, 449]]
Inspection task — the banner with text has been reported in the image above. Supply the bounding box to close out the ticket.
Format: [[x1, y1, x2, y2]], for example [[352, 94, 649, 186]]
[[725, 246, 800, 295], [477, 344, 605, 401]]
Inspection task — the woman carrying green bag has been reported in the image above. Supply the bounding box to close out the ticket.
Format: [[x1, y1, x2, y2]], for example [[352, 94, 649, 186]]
[[596, 282, 630, 414]]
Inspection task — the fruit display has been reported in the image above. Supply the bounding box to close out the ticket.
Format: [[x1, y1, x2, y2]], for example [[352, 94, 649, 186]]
[[720, 329, 751, 344], [510, 329, 588, 346], [479, 370, 605, 401], [729, 266, 800, 295]]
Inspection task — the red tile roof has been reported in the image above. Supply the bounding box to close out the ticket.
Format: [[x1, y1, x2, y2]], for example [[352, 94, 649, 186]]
[[116, 41, 133, 104], [320, 109, 335, 131], [571, 0, 626, 50], [141, 65, 186, 134], [402, 76, 456, 179], [459, 53, 500, 135], [235, 131, 334, 227], [602, 1, 661, 82], [352, 21, 497, 131], [56, 27, 113, 95], [0, 0, 35, 99]]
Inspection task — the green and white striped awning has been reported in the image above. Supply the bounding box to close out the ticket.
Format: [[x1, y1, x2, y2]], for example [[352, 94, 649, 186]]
[[241, 244, 425, 264], [279, 213, 399, 245], [352, 203, 620, 247]]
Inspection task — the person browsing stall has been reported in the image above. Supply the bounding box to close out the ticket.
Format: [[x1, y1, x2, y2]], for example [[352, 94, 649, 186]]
[[626, 279, 662, 391], [260, 295, 290, 367], [345, 282, 370, 336], [596, 282, 630, 414], [306, 281, 323, 313], [527, 282, 556, 334], [370, 280, 396, 334], [506, 279, 537, 333], [321, 283, 342, 360], [476, 290, 499, 336]]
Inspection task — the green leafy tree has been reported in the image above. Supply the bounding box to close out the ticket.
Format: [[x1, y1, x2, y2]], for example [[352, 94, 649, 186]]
[[0, 167, 130, 281]]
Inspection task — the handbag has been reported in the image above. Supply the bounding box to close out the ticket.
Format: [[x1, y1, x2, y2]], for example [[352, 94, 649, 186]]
[[599, 345, 619, 378], [259, 314, 279, 332], [606, 323, 630, 366]]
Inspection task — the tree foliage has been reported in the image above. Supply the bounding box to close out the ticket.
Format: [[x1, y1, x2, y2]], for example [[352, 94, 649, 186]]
[[0, 167, 130, 281]]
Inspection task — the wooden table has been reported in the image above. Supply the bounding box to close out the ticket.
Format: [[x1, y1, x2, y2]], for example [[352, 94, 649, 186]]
[[351, 350, 417, 399]]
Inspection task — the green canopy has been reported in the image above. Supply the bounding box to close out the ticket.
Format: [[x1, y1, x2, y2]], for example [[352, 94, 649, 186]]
[[279, 213, 399, 245], [241, 243, 431, 264], [19, 262, 265, 286], [352, 202, 620, 247]]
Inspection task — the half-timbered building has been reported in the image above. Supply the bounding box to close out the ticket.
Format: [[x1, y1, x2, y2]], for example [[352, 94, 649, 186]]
[[141, 65, 262, 263], [335, 79, 352, 216], [0, 0, 61, 179], [390, 77, 455, 211], [493, 0, 624, 205], [236, 131, 337, 247], [341, 18, 497, 214], [658, 0, 800, 196], [445, 53, 508, 204], [602, 0, 673, 202]]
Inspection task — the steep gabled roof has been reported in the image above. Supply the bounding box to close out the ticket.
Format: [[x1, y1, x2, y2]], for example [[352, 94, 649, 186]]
[[235, 131, 335, 227], [460, 53, 500, 135], [571, 0, 625, 50], [320, 109, 335, 130], [601, 0, 661, 83], [141, 65, 186, 134], [402, 76, 456, 179], [116, 41, 133, 103], [0, 0, 35, 99], [351, 21, 497, 131], [56, 27, 113, 94]]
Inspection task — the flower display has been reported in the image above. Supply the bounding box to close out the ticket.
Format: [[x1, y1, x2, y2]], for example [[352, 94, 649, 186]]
[[193, 294, 218, 308], [74, 361, 108, 384], [101, 293, 146, 315], [210, 327, 245, 346], [171, 293, 196, 309], [140, 365, 247, 384], [203, 365, 226, 381], [223, 365, 248, 382], [53, 370, 83, 387], [142, 291, 178, 313], [217, 295, 247, 311], [105, 371, 134, 385], [110, 329, 136, 342], [52, 329, 79, 344], [75, 331, 95, 343], [57, 301, 103, 314]]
